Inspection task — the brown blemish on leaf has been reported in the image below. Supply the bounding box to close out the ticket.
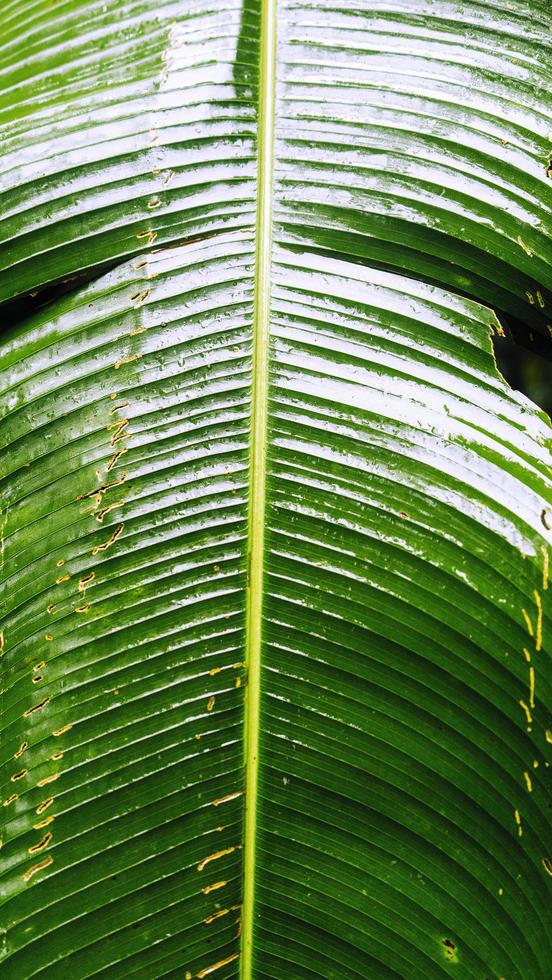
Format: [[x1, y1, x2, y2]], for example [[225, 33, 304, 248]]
[[106, 448, 128, 472], [23, 856, 53, 881], [78, 573, 96, 591], [109, 402, 129, 416], [56, 574, 70, 584], [75, 473, 127, 500], [541, 509, 551, 531], [34, 662, 46, 671], [50, 751, 64, 762], [46, 604, 56, 615], [14, 742, 28, 760], [52, 724, 72, 737], [24, 698, 51, 717], [147, 197, 161, 210], [130, 288, 151, 306], [108, 420, 129, 445], [207, 696, 216, 712], [96, 500, 125, 523], [32, 675, 43, 684], [11, 770, 27, 782], [45, 633, 53, 641], [28, 832, 52, 855], [56, 559, 65, 567], [442, 938, 458, 963], [543, 857, 552, 875], [36, 798, 54, 815], [3, 795, 18, 807], [92, 523, 125, 556]]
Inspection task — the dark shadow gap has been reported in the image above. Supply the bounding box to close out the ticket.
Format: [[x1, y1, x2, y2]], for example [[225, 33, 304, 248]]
[[493, 316, 552, 421]]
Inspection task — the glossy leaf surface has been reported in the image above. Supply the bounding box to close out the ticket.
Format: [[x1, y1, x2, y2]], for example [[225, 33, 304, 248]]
[[0, 1, 551, 978]]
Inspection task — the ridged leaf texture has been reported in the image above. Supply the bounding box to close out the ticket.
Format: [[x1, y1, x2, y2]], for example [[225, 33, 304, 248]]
[[0, 1, 551, 978]]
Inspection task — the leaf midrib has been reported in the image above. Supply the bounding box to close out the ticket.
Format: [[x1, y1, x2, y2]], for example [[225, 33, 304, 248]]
[[241, 0, 278, 976]]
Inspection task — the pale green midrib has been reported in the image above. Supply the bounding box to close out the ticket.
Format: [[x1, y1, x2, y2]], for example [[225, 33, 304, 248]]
[[241, 0, 277, 977]]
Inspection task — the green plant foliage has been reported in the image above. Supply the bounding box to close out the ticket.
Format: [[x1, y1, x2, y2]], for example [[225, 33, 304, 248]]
[[0, 1, 551, 978]]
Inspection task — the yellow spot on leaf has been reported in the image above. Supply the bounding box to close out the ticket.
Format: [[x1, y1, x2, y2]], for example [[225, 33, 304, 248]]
[[196, 952, 239, 977], [34, 815, 54, 830], [114, 354, 142, 371], [534, 590, 542, 651], [207, 696, 216, 712], [202, 880, 227, 895], [37, 773, 60, 788], [517, 236, 532, 256], [529, 666, 535, 709], [197, 847, 236, 872], [514, 809, 523, 836], [211, 791, 243, 807], [23, 856, 53, 882], [52, 724, 72, 737], [521, 608, 534, 637], [523, 771, 532, 792]]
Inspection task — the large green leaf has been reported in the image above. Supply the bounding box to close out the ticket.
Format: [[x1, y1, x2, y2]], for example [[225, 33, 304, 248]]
[[1, 1, 551, 978]]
